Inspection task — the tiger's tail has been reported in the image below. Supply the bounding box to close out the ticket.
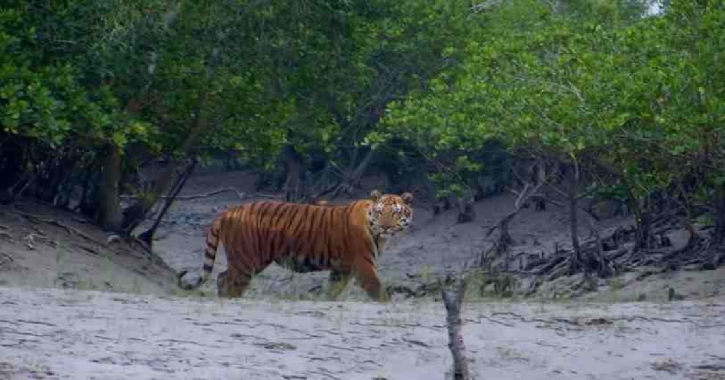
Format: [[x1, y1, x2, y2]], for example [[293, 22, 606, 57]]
[[177, 217, 222, 290]]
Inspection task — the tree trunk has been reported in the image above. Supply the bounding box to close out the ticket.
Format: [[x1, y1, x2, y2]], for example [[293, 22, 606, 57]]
[[0, 136, 26, 204], [350, 147, 375, 183], [441, 278, 471, 380], [567, 165, 582, 274], [98, 143, 122, 232], [433, 195, 452, 216], [77, 160, 101, 218], [52, 154, 78, 209], [283, 145, 304, 202], [714, 183, 725, 245], [456, 195, 476, 224], [629, 190, 652, 250], [586, 215, 613, 278]]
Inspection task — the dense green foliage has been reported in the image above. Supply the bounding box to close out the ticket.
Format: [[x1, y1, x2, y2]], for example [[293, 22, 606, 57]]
[[0, 0, 466, 227], [2, 0, 725, 251], [381, 0, 725, 241]]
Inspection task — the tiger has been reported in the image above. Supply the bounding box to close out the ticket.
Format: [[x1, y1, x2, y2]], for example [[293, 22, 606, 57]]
[[177, 190, 414, 302]]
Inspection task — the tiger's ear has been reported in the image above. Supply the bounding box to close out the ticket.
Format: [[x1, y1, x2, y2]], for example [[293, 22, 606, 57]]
[[370, 190, 382, 201], [401, 192, 413, 205]]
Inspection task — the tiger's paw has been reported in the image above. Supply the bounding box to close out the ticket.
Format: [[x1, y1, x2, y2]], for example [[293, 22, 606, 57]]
[[177, 269, 204, 290], [377, 289, 392, 303]]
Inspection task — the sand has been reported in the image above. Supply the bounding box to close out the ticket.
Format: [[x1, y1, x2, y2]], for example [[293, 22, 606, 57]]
[[2, 286, 724, 380]]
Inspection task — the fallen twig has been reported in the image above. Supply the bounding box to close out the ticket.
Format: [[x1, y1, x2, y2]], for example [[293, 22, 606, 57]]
[[307, 369, 342, 380], [29, 225, 46, 236], [255, 192, 284, 199], [0, 252, 13, 268], [401, 336, 431, 348], [347, 321, 444, 331], [77, 244, 102, 256], [474, 315, 515, 327], [320, 344, 355, 352], [164, 186, 240, 200]]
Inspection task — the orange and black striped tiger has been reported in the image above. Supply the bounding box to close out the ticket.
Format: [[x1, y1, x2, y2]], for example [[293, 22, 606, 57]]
[[177, 190, 414, 302]]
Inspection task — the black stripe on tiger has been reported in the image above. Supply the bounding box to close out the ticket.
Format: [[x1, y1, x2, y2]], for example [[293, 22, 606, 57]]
[[205, 250, 215, 260]]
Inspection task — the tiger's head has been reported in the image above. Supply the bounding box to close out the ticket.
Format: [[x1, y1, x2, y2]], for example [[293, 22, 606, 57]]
[[367, 190, 414, 238]]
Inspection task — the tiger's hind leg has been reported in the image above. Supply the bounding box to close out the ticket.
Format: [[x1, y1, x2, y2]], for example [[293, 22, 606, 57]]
[[217, 254, 273, 298], [215, 270, 230, 297], [326, 270, 351, 301], [217, 271, 252, 298], [217, 269, 255, 298]]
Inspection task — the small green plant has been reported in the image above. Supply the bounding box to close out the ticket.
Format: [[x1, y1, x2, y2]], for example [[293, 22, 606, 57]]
[[466, 270, 518, 300], [493, 273, 517, 298], [418, 265, 433, 283], [461, 269, 487, 299], [98, 256, 116, 290], [608, 276, 623, 290], [696, 213, 715, 227], [74, 277, 97, 291], [25, 360, 52, 376], [130, 274, 142, 294], [607, 276, 623, 302]]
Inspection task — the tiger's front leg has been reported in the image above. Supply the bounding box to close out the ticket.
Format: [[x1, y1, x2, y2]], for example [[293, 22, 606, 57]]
[[326, 270, 352, 301], [353, 261, 390, 303]]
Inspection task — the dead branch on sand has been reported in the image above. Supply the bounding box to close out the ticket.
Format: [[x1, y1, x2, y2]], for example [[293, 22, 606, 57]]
[[441, 277, 471, 380]]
